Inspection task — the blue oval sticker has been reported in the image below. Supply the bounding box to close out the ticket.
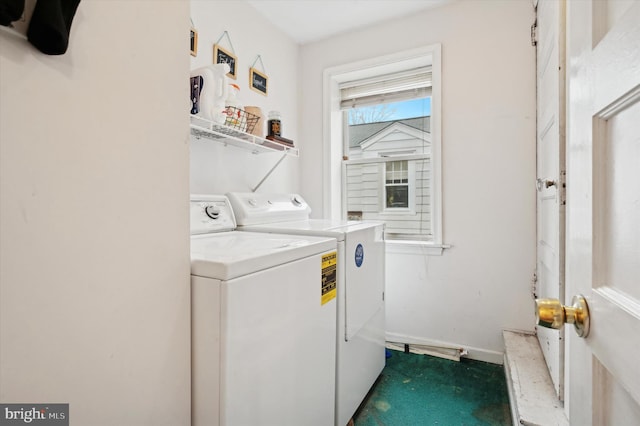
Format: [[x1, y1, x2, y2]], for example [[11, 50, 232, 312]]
[[354, 243, 364, 267]]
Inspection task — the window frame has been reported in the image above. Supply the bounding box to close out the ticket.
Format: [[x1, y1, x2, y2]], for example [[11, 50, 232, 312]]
[[323, 45, 444, 253]]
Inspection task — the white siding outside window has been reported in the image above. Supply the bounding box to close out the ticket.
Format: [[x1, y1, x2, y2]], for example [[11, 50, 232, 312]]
[[345, 117, 432, 241]]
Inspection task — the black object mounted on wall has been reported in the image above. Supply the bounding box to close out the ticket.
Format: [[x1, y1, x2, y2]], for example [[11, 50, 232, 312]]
[[28, 0, 82, 55], [0, 0, 25, 26], [0, 0, 82, 55]]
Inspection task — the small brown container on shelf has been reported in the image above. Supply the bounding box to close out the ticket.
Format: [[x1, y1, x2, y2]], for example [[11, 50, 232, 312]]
[[267, 110, 282, 137]]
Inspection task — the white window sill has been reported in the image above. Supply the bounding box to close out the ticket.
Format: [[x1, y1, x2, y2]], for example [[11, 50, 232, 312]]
[[385, 240, 451, 256]]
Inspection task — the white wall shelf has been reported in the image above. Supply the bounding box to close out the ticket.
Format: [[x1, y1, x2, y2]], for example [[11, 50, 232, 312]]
[[190, 115, 298, 157]]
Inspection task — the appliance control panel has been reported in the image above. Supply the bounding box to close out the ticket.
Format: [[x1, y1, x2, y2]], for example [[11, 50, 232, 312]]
[[226, 192, 312, 226], [190, 194, 237, 234]]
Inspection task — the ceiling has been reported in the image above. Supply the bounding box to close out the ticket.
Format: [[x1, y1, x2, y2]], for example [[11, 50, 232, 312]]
[[246, 0, 454, 45]]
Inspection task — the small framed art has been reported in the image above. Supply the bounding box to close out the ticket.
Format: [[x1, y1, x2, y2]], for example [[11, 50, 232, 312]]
[[250, 67, 268, 96], [213, 44, 237, 79], [190, 28, 198, 56]]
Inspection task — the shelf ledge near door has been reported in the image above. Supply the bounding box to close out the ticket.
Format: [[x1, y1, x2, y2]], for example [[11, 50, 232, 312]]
[[190, 115, 298, 157], [503, 330, 568, 426]]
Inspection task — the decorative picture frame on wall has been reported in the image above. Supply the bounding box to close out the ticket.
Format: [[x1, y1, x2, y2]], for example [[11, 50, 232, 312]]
[[213, 44, 237, 79], [249, 67, 268, 96], [190, 28, 198, 57]]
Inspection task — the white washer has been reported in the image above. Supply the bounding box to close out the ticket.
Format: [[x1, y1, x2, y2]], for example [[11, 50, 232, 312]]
[[226, 192, 385, 426], [190, 194, 338, 426]]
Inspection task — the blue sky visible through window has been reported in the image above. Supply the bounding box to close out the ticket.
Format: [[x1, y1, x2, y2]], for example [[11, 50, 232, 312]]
[[348, 97, 431, 124]]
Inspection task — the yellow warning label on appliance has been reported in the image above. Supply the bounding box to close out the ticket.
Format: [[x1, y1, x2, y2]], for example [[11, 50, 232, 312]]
[[321, 251, 337, 305]]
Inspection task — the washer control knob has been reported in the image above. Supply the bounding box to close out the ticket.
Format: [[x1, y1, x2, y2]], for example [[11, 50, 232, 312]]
[[292, 195, 303, 207], [205, 205, 220, 220]]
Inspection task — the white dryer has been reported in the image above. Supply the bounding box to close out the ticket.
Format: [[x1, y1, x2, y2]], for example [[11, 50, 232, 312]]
[[190, 194, 338, 426], [226, 192, 385, 426]]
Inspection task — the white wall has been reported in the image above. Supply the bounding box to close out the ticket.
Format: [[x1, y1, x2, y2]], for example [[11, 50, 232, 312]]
[[0, 2, 191, 424], [190, 1, 301, 195], [300, 0, 537, 362]]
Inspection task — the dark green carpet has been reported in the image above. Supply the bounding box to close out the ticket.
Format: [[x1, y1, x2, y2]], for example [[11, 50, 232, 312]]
[[353, 350, 512, 426]]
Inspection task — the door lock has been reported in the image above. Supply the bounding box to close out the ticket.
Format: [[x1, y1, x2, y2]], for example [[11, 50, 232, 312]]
[[535, 295, 590, 338], [536, 178, 557, 191]]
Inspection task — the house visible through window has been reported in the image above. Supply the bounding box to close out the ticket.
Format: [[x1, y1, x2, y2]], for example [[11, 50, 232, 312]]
[[342, 70, 434, 241], [325, 45, 441, 246]]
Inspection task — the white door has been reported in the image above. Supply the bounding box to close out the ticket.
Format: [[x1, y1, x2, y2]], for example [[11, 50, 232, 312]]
[[565, 1, 640, 424], [535, 0, 566, 401]]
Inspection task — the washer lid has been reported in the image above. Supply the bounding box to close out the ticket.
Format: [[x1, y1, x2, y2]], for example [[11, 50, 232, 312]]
[[190, 231, 336, 280], [239, 219, 384, 241]]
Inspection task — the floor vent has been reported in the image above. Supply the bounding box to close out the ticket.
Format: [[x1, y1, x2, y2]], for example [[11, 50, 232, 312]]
[[386, 341, 466, 362]]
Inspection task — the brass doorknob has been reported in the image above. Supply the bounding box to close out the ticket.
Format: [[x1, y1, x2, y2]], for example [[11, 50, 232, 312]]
[[535, 295, 590, 338]]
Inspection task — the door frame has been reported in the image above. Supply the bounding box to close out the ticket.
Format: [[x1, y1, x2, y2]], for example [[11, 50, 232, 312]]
[[534, 0, 567, 402]]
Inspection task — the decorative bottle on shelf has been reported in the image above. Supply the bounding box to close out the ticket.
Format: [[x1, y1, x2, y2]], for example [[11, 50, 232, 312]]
[[189, 63, 229, 125], [267, 111, 281, 137]]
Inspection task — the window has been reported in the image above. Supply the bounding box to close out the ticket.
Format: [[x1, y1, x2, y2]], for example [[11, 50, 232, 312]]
[[341, 65, 434, 241], [343, 106, 431, 239], [324, 45, 442, 247], [385, 160, 409, 209]]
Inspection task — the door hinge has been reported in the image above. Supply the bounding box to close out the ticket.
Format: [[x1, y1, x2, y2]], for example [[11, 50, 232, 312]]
[[531, 20, 538, 46], [532, 271, 538, 298]]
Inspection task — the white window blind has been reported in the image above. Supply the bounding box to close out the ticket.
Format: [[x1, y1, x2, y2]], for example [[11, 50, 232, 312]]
[[340, 67, 432, 109]]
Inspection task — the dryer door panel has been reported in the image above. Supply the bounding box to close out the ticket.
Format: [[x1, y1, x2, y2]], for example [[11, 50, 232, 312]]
[[344, 225, 385, 341]]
